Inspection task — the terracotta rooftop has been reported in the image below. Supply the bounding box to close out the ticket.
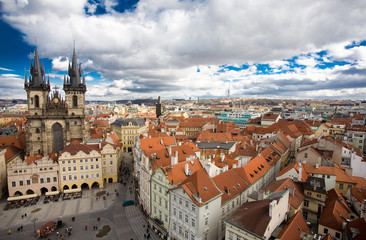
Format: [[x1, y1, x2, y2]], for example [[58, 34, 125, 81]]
[[346, 218, 366, 240], [179, 168, 222, 206], [263, 178, 304, 210], [234, 155, 271, 185], [61, 142, 101, 155], [276, 162, 309, 182], [162, 158, 203, 185], [225, 199, 272, 237], [319, 198, 352, 232], [140, 136, 176, 152], [275, 211, 311, 240]]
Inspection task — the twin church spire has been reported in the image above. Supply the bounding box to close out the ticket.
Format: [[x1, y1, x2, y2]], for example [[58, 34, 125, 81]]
[[25, 45, 86, 92]]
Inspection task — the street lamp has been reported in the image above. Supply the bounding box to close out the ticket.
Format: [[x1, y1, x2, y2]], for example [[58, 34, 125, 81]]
[[31, 217, 38, 233]]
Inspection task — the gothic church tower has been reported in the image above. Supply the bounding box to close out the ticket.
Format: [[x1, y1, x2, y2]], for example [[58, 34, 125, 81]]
[[25, 47, 90, 155]]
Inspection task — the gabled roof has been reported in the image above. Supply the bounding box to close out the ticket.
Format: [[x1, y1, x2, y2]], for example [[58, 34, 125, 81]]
[[346, 218, 366, 240], [276, 211, 311, 240], [234, 155, 271, 185], [351, 176, 366, 189], [225, 199, 272, 237], [276, 162, 309, 182], [319, 197, 352, 232], [326, 188, 352, 213], [162, 158, 203, 185], [350, 187, 366, 205], [111, 118, 145, 127], [302, 163, 356, 184], [24, 153, 43, 165], [260, 146, 281, 166], [3, 145, 22, 163], [179, 168, 222, 206], [213, 169, 249, 204], [263, 178, 304, 210], [61, 142, 101, 155], [140, 136, 176, 152]]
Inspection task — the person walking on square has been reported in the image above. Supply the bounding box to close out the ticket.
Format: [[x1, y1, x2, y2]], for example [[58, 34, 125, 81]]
[[8, 229, 11, 235], [85, 225, 88, 231]]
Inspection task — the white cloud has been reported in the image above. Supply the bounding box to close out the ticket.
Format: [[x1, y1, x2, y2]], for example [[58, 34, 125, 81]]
[[1, 0, 366, 100], [0, 67, 14, 71]]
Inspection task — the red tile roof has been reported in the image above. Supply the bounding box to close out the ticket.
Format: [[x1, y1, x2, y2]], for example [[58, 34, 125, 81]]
[[234, 155, 271, 185], [276, 211, 311, 240], [263, 178, 304, 210], [162, 158, 203, 185], [61, 142, 101, 155], [179, 168, 222, 206], [213, 169, 249, 204], [346, 218, 366, 240]]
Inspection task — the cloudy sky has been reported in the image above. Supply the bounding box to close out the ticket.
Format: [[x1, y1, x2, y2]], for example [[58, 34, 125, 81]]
[[0, 0, 366, 101]]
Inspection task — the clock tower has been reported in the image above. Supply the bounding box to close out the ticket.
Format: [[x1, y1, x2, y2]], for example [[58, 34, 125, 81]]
[[25, 47, 90, 155]]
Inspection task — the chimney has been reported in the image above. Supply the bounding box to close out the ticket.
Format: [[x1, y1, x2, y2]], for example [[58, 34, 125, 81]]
[[269, 200, 277, 217], [361, 199, 366, 218], [167, 145, 172, 156], [316, 163, 319, 169], [221, 153, 225, 162], [185, 163, 189, 176], [258, 189, 264, 200], [288, 187, 295, 196], [298, 162, 302, 181], [171, 151, 178, 165], [160, 139, 164, 145]]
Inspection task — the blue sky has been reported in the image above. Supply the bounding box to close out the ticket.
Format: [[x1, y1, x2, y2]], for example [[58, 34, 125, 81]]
[[1, 0, 366, 101]]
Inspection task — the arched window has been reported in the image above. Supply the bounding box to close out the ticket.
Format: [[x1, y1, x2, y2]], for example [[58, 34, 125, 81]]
[[73, 95, 78, 107], [35, 95, 39, 108]]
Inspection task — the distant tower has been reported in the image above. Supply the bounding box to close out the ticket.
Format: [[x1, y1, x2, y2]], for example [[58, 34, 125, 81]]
[[156, 96, 163, 118], [227, 82, 231, 98]]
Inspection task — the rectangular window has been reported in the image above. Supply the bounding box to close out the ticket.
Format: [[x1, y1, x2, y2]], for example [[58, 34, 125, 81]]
[[86, 166, 88, 170], [63, 176, 66, 181], [110, 168, 113, 173], [47, 177, 50, 183], [80, 166, 83, 170], [80, 159, 83, 163], [205, 217, 208, 225], [96, 164, 99, 169], [12, 181, 16, 187], [179, 198, 182, 205], [63, 167, 66, 172], [179, 211, 182, 219], [192, 218, 195, 227], [73, 166, 76, 171], [73, 160, 76, 163], [110, 160, 113, 165], [68, 167, 71, 171], [339, 183, 344, 190], [185, 201, 189, 208], [91, 165, 94, 169], [185, 230, 188, 239], [335, 232, 340, 238], [304, 200, 309, 207], [185, 214, 188, 223], [81, 174, 83, 179], [74, 175, 77, 180], [40, 178, 44, 184], [26, 180, 31, 185], [85, 159, 88, 163], [324, 228, 328, 234], [69, 175, 72, 180], [173, 207, 176, 216], [179, 226, 182, 235], [191, 205, 195, 212]]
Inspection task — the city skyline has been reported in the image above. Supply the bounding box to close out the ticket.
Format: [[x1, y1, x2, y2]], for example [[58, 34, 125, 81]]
[[0, 0, 366, 101]]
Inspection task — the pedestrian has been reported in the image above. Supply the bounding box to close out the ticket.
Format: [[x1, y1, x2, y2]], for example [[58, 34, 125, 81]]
[[98, 216, 100, 221], [68, 231, 71, 237], [17, 227, 20, 232], [25, 213, 27, 217], [56, 231, 59, 237], [20, 225, 23, 231], [69, 226, 72, 232], [85, 225, 88, 231], [21, 214, 24, 219], [8, 229, 11, 235]]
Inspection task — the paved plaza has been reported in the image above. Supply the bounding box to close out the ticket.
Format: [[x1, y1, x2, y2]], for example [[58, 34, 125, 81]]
[[0, 154, 161, 240]]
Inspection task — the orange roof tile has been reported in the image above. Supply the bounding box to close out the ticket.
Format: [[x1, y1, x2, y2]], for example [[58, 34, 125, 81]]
[[234, 155, 271, 185], [162, 158, 203, 185], [276, 211, 311, 240], [263, 178, 305, 210], [346, 218, 366, 240], [351, 176, 366, 189], [213, 169, 249, 204], [179, 168, 222, 206], [140, 136, 176, 152]]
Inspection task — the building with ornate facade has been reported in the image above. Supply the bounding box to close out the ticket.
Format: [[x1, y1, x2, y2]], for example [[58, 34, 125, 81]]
[[24, 47, 90, 155]]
